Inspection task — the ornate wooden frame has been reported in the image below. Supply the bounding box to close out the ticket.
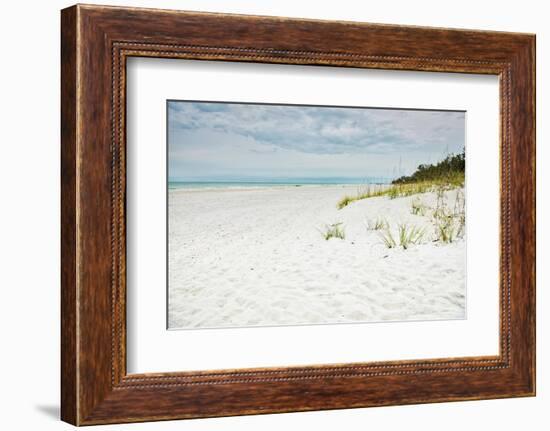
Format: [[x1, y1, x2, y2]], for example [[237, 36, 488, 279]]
[[61, 4, 535, 425]]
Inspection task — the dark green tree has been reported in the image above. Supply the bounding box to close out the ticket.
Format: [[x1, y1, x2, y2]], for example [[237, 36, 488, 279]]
[[392, 149, 465, 185]]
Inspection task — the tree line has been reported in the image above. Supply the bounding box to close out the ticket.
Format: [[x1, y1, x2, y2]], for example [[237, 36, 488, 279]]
[[392, 149, 465, 185]]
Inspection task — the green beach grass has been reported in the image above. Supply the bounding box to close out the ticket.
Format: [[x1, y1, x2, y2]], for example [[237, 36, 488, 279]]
[[337, 151, 465, 209]]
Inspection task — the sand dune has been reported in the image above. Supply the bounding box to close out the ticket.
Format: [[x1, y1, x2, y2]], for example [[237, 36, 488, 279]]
[[168, 185, 466, 329]]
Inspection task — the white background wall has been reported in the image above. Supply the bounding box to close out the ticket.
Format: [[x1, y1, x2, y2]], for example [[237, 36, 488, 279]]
[[0, 0, 546, 429]]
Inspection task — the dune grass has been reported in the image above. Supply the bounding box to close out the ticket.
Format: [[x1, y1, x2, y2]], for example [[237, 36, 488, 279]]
[[332, 150, 467, 249], [388, 181, 434, 199], [337, 182, 424, 209], [434, 217, 457, 243], [337, 151, 465, 209], [398, 224, 425, 249], [431, 187, 466, 243], [375, 187, 464, 249], [319, 222, 346, 240], [337, 174, 464, 209], [337, 184, 389, 209], [366, 217, 389, 231], [411, 197, 428, 216], [379, 228, 397, 249], [379, 223, 425, 249]]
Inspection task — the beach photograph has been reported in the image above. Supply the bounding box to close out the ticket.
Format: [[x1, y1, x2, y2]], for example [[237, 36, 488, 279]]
[[167, 100, 466, 329]]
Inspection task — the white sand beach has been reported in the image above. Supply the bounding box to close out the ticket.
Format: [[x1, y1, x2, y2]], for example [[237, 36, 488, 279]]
[[168, 185, 466, 329]]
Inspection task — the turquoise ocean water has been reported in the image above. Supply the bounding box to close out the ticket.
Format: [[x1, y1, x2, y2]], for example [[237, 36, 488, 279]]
[[168, 177, 392, 190]]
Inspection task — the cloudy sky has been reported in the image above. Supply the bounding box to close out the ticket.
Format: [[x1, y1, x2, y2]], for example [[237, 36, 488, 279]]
[[168, 101, 465, 182]]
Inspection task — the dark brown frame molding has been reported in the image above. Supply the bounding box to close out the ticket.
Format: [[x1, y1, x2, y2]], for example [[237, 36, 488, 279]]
[[61, 4, 536, 425]]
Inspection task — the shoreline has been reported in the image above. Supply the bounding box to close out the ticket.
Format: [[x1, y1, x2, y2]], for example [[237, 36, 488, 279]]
[[168, 182, 392, 193]]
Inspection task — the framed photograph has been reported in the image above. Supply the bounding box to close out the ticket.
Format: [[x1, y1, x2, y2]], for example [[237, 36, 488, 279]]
[[61, 4, 536, 425]]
